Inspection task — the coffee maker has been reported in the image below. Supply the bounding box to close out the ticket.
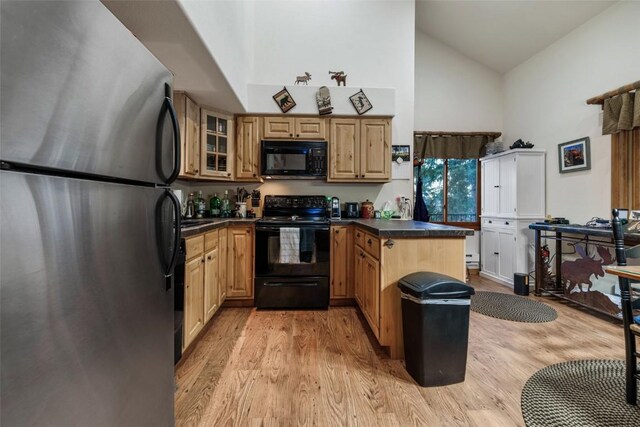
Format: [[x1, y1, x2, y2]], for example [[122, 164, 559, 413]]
[[330, 197, 341, 218]]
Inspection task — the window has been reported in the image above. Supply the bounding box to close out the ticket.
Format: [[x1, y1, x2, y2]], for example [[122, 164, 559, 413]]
[[415, 158, 480, 228]]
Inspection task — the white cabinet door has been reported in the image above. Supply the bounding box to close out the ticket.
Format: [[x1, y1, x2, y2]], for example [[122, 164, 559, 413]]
[[498, 230, 515, 280], [482, 159, 500, 216], [481, 229, 498, 275], [498, 155, 516, 216]]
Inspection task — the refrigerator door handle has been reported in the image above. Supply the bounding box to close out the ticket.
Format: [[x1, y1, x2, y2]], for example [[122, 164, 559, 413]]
[[166, 189, 181, 277], [156, 86, 181, 185]]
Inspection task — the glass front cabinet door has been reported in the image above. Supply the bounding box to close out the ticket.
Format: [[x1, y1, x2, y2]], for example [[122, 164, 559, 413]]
[[200, 109, 234, 180]]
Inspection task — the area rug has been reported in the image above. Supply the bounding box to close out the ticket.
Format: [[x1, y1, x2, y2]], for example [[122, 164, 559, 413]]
[[521, 360, 640, 427], [470, 291, 557, 323]]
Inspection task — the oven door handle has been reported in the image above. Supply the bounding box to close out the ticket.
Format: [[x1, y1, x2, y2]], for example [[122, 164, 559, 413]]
[[263, 282, 319, 287], [256, 226, 330, 232]]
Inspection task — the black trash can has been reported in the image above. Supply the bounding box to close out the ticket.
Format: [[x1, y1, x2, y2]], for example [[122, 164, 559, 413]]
[[398, 272, 475, 387], [513, 273, 529, 296]]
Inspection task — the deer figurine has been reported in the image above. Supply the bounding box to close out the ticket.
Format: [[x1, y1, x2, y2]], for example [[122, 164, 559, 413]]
[[295, 72, 311, 85], [329, 71, 347, 86]]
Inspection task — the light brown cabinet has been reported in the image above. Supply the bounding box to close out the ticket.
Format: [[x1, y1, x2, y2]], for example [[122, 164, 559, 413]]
[[218, 228, 228, 305], [174, 92, 200, 178], [263, 116, 325, 139], [235, 117, 261, 181], [354, 230, 381, 339], [330, 226, 354, 299], [227, 226, 254, 299], [328, 118, 391, 182], [203, 230, 220, 323], [354, 245, 364, 307], [184, 254, 204, 348], [200, 109, 233, 180]]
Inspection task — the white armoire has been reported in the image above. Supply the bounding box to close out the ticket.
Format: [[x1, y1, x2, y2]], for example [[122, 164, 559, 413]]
[[479, 149, 546, 287]]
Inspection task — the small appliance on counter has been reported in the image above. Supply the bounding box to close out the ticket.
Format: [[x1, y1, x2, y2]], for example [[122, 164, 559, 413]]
[[345, 202, 359, 218], [361, 200, 374, 219], [330, 196, 341, 219]]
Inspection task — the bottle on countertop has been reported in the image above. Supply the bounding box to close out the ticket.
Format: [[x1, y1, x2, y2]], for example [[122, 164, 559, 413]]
[[209, 193, 221, 217], [185, 192, 195, 219], [221, 190, 231, 218], [196, 190, 206, 218]]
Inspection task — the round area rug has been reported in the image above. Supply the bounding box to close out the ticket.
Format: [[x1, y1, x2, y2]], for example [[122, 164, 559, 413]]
[[471, 291, 557, 323], [521, 360, 640, 427]]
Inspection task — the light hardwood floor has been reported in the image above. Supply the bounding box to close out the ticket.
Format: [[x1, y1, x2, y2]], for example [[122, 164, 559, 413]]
[[175, 275, 625, 426]]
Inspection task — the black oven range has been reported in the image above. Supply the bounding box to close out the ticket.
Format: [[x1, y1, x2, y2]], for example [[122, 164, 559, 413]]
[[255, 195, 330, 309]]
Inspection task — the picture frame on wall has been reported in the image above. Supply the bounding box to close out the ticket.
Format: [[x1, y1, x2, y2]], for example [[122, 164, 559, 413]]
[[349, 89, 372, 115], [558, 137, 591, 173], [272, 87, 296, 113]]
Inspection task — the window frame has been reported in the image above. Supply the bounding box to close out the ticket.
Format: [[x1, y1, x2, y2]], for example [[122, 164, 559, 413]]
[[415, 158, 482, 230]]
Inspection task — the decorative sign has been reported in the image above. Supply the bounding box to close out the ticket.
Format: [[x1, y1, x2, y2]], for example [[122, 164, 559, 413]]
[[349, 89, 372, 115], [272, 87, 296, 113]]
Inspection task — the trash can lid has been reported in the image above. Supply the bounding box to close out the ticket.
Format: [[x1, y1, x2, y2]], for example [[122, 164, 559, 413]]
[[397, 271, 475, 299]]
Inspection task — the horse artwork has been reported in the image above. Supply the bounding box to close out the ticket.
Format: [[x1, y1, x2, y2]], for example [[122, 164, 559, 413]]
[[329, 71, 347, 86], [295, 72, 312, 85]]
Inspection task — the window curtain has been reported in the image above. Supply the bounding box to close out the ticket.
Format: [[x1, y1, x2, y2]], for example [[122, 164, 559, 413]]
[[611, 128, 640, 210], [603, 92, 640, 135], [413, 134, 494, 159]]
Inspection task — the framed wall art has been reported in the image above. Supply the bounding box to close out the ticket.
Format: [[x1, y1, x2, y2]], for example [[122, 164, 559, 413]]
[[558, 137, 590, 173], [349, 89, 372, 115], [272, 87, 296, 113]]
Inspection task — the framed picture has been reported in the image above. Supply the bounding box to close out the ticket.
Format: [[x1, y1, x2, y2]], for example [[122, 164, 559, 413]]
[[391, 145, 410, 163], [558, 137, 591, 173], [272, 87, 296, 113], [349, 89, 372, 115]]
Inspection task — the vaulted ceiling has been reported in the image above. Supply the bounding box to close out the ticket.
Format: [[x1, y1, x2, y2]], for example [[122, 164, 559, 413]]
[[416, 0, 616, 73]]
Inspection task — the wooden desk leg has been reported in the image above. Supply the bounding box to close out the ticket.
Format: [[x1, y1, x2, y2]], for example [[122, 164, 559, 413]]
[[555, 232, 563, 291], [534, 229, 542, 296]]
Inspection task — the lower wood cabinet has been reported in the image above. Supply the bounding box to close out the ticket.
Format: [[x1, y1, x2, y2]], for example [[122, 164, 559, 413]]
[[330, 225, 354, 299], [203, 230, 220, 323], [226, 226, 254, 299], [184, 253, 204, 348], [354, 240, 381, 339], [218, 228, 228, 305]]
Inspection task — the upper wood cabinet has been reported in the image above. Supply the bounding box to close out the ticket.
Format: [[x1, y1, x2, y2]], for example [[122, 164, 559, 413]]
[[200, 109, 233, 181], [328, 118, 391, 182], [227, 226, 254, 299], [235, 117, 261, 181], [263, 116, 325, 139], [174, 92, 200, 178]]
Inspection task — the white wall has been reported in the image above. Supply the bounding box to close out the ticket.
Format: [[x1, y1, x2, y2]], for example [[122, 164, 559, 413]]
[[502, 1, 640, 224], [414, 29, 503, 132], [177, 0, 254, 109], [414, 30, 503, 262], [183, 0, 416, 212]]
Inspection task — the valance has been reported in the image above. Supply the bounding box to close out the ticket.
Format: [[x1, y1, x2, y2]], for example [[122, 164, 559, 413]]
[[602, 92, 640, 135], [414, 134, 494, 159]]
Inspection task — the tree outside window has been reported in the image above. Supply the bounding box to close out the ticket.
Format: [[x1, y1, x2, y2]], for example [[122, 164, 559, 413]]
[[415, 158, 480, 228]]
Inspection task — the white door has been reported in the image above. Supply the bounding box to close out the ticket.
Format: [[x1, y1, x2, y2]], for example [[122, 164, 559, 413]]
[[498, 155, 516, 216], [482, 160, 500, 216], [481, 229, 498, 275], [498, 230, 515, 281]]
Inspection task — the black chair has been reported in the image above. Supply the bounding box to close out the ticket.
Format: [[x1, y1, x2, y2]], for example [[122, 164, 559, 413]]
[[612, 208, 640, 405]]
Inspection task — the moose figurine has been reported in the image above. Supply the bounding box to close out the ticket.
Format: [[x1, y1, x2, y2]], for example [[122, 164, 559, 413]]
[[295, 72, 312, 85], [329, 71, 347, 86]]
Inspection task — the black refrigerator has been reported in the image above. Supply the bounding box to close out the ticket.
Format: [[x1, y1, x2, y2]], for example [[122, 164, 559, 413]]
[[1, 1, 180, 425]]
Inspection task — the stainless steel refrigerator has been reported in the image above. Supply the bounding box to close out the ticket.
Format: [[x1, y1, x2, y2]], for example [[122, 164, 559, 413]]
[[1, 2, 180, 425]]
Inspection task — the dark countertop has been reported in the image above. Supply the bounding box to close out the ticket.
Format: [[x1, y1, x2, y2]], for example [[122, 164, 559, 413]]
[[529, 222, 640, 244], [180, 218, 259, 238], [331, 219, 473, 237]]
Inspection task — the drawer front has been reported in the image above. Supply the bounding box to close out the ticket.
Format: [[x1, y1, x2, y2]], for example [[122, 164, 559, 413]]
[[363, 233, 380, 259], [204, 230, 219, 251], [482, 218, 515, 229], [355, 228, 366, 247], [185, 235, 204, 260]]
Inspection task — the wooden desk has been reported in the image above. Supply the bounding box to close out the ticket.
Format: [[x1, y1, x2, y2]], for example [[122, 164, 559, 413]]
[[605, 265, 640, 281]]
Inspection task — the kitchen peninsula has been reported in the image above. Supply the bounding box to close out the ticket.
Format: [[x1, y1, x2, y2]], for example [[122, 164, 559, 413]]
[[180, 217, 472, 359]]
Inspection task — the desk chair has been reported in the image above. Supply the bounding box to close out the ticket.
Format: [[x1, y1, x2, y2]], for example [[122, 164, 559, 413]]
[[612, 209, 640, 405]]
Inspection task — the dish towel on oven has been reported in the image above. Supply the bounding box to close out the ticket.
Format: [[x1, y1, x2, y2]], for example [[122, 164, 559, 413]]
[[299, 228, 315, 263], [279, 227, 300, 264]]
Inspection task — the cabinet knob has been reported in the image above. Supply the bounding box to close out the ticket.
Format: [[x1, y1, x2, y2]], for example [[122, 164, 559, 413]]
[[494, 185, 500, 188], [505, 221, 510, 225], [362, 174, 365, 178], [289, 133, 293, 137], [356, 233, 360, 237], [195, 169, 199, 173], [488, 220, 492, 223], [296, 134, 300, 137], [494, 252, 499, 255], [367, 239, 372, 245], [207, 256, 212, 260], [246, 229, 251, 234], [335, 229, 339, 234], [201, 259, 205, 263], [253, 173, 257, 177], [227, 173, 231, 176]]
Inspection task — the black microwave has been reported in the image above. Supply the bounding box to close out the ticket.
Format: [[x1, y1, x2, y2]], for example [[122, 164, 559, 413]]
[[261, 140, 327, 179]]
